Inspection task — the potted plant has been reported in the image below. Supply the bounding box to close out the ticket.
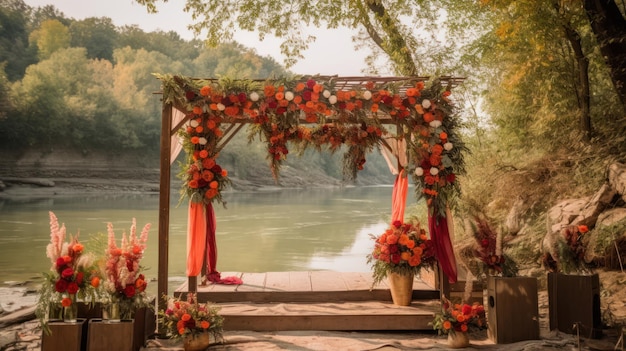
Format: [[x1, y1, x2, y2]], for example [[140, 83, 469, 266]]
[[159, 293, 224, 350], [367, 218, 437, 305], [431, 296, 486, 348]]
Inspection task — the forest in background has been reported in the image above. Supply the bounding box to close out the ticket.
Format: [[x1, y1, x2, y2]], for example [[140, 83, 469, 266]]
[[0, 0, 393, 186], [1, 0, 626, 266]]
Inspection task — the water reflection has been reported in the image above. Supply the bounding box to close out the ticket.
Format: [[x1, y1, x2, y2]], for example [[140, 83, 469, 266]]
[[0, 186, 410, 291]]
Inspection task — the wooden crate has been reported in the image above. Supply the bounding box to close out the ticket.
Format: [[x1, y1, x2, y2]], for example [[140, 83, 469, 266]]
[[487, 276, 540, 344], [87, 319, 134, 351], [41, 319, 87, 351], [548, 273, 602, 338]]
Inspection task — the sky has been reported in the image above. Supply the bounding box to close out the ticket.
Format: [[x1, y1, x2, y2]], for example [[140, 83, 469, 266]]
[[22, 0, 374, 76]]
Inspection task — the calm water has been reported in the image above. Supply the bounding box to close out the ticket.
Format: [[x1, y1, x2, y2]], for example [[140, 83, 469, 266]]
[[0, 186, 415, 292]]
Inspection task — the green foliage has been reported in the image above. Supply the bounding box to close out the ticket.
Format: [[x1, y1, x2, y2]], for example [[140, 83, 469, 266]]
[[29, 19, 70, 60]]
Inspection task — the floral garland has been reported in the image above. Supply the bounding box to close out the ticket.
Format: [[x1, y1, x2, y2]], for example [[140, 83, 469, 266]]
[[159, 74, 465, 213]]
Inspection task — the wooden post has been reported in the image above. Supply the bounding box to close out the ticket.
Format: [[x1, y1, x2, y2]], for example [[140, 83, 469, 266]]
[[157, 103, 172, 329]]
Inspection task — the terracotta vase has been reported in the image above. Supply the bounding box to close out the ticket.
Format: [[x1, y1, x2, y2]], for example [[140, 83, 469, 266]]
[[183, 331, 211, 351], [387, 272, 414, 306], [447, 331, 470, 348]]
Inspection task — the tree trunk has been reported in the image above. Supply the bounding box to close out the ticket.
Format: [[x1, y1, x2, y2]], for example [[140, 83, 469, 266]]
[[583, 0, 626, 109], [563, 24, 592, 139]]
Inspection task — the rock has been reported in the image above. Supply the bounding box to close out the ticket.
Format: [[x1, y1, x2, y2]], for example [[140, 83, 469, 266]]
[[546, 198, 587, 235], [608, 162, 626, 202], [596, 207, 626, 227], [571, 183, 617, 228], [504, 196, 524, 235]]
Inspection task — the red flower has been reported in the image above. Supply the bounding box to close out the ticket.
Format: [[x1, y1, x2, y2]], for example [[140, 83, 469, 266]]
[[55, 279, 68, 293], [61, 268, 74, 278], [67, 282, 79, 294], [185, 90, 196, 101], [56, 257, 66, 269], [124, 285, 136, 298], [75, 272, 84, 285], [392, 220, 402, 228]]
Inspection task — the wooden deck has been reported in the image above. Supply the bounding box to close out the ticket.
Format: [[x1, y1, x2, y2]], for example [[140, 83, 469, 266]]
[[175, 271, 442, 331]]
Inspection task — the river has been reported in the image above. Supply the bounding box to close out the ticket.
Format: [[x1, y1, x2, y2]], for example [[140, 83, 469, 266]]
[[0, 186, 424, 293]]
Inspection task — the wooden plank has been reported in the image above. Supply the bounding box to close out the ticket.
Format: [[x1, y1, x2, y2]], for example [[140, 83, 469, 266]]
[[202, 272, 242, 292], [235, 272, 267, 292], [265, 272, 291, 291], [342, 272, 373, 291], [288, 271, 312, 292], [310, 271, 348, 291]]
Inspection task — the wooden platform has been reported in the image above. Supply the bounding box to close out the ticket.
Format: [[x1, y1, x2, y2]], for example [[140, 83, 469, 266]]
[[175, 271, 442, 331]]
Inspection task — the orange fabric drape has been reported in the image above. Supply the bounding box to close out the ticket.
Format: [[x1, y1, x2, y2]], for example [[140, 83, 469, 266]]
[[186, 201, 206, 277], [391, 169, 408, 223]]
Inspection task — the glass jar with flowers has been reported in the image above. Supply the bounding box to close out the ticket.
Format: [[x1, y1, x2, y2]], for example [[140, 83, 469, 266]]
[[366, 218, 437, 306], [102, 219, 153, 321], [431, 296, 486, 348], [159, 293, 224, 351], [36, 212, 101, 334]]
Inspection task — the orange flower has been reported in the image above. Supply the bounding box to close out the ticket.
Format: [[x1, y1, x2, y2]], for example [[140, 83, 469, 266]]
[[371, 104, 379, 113], [61, 297, 72, 307], [423, 112, 434, 123], [406, 87, 418, 97], [209, 181, 218, 189], [439, 132, 448, 140], [190, 136, 200, 144], [91, 276, 100, 288], [442, 320, 452, 330], [275, 92, 284, 101], [400, 252, 411, 261], [295, 82, 306, 92], [221, 169, 228, 177], [205, 188, 218, 199], [73, 243, 84, 253], [202, 158, 216, 169], [202, 170, 214, 182], [200, 321, 210, 329], [192, 106, 203, 115], [460, 324, 468, 332], [198, 150, 209, 159], [264, 85, 275, 96], [200, 86, 211, 96], [578, 225, 589, 233], [181, 313, 191, 322]]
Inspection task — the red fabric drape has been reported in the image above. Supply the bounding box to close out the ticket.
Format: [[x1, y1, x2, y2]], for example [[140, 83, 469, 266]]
[[391, 170, 408, 223], [428, 213, 458, 283], [186, 201, 206, 277], [203, 203, 243, 285]]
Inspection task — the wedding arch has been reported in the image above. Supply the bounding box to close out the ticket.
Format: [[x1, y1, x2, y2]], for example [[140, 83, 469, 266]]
[[155, 75, 466, 303]]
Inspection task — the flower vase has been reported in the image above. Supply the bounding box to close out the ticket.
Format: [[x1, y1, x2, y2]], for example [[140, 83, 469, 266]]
[[447, 332, 470, 348], [104, 299, 121, 323], [62, 294, 78, 323], [183, 332, 211, 351], [387, 272, 414, 306]]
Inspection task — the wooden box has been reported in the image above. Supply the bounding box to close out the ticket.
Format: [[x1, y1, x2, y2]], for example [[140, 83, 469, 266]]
[[487, 276, 540, 344], [87, 319, 134, 351], [133, 306, 156, 351], [41, 319, 87, 351], [548, 273, 602, 338]]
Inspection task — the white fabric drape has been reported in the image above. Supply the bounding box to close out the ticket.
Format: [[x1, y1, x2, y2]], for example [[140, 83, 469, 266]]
[[170, 107, 186, 164], [381, 134, 408, 174]]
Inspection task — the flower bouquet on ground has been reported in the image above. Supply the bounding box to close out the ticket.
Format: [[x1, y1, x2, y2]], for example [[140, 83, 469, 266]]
[[102, 219, 153, 320], [367, 218, 437, 286], [431, 296, 486, 335], [36, 212, 101, 333], [468, 215, 518, 277], [542, 224, 591, 273], [159, 293, 224, 345]]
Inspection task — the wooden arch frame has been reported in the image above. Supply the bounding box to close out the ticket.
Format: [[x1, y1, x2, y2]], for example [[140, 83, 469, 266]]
[[156, 75, 465, 305]]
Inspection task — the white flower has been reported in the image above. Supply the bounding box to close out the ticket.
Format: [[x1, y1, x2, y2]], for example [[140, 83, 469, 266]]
[[190, 120, 199, 128], [198, 137, 208, 145], [328, 95, 337, 104], [203, 104, 209, 113], [285, 91, 294, 101], [217, 103, 225, 111], [362, 90, 372, 100], [414, 167, 424, 176], [422, 99, 431, 109], [323, 90, 331, 98], [444, 142, 453, 151], [430, 120, 442, 128], [249, 92, 259, 102], [430, 167, 439, 176]]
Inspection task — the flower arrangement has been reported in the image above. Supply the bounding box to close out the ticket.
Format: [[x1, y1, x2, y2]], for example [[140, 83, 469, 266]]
[[158, 75, 465, 212], [543, 224, 591, 273], [36, 212, 100, 332], [367, 218, 437, 285], [468, 216, 518, 277], [431, 297, 486, 335], [159, 293, 224, 343], [102, 218, 152, 319]]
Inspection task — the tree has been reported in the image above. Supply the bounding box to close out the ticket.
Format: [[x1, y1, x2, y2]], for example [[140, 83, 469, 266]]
[[69, 17, 118, 61], [134, 0, 466, 76], [583, 0, 626, 107], [0, 0, 37, 80], [29, 19, 70, 60]]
